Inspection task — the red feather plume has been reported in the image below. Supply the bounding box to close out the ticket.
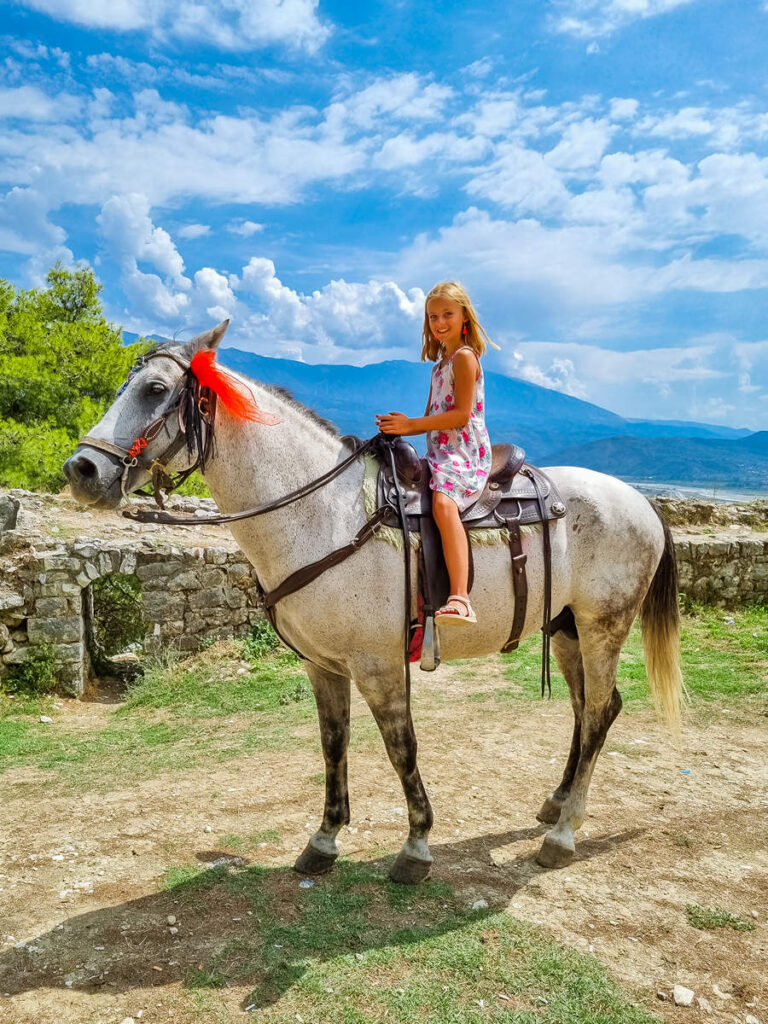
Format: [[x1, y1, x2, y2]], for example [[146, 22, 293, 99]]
[[190, 350, 279, 424]]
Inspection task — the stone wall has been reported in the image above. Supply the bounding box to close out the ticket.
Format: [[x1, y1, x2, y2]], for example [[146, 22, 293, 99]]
[[674, 536, 768, 607], [0, 492, 264, 694], [0, 489, 766, 694]]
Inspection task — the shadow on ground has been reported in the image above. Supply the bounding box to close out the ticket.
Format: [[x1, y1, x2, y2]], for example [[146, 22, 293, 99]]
[[0, 825, 643, 1010]]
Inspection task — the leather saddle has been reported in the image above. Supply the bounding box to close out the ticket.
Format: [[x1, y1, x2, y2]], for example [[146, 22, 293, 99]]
[[376, 438, 567, 530], [371, 436, 568, 673]]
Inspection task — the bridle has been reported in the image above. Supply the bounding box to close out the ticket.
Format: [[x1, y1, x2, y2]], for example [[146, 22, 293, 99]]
[[79, 350, 214, 506]]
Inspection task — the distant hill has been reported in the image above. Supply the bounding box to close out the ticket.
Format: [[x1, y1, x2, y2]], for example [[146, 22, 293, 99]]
[[547, 434, 768, 489], [217, 349, 757, 466]]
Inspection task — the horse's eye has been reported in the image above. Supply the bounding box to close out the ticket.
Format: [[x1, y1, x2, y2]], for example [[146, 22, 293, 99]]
[[148, 381, 167, 395]]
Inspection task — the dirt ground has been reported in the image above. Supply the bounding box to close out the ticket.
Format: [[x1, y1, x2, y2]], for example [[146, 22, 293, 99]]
[[0, 658, 766, 1024]]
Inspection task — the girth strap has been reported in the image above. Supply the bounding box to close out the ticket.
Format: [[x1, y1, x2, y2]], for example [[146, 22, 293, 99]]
[[501, 520, 528, 654]]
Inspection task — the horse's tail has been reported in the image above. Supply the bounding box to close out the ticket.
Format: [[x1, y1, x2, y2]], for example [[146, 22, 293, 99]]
[[640, 506, 684, 732]]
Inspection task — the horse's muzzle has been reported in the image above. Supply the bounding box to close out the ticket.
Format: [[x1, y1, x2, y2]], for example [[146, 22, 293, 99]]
[[63, 447, 124, 509]]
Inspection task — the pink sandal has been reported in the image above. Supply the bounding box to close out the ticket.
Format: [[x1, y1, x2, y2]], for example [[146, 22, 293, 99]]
[[435, 594, 477, 626]]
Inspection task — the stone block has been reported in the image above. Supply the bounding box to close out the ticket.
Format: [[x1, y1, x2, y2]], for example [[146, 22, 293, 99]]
[[119, 553, 138, 576], [167, 570, 203, 591], [0, 609, 26, 627], [142, 593, 186, 621], [177, 636, 200, 652], [188, 587, 225, 609], [224, 587, 245, 609], [0, 495, 20, 532], [35, 597, 71, 616], [73, 543, 99, 558], [204, 547, 229, 565], [201, 568, 226, 588], [3, 646, 29, 665], [136, 562, 175, 581], [28, 617, 82, 644], [0, 589, 24, 612], [0, 623, 9, 647], [53, 642, 84, 664]]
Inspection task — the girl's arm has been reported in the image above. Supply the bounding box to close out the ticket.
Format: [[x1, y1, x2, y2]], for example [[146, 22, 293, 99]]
[[376, 350, 479, 436]]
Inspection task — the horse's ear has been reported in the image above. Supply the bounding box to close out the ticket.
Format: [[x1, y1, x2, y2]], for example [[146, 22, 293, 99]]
[[184, 319, 230, 358]]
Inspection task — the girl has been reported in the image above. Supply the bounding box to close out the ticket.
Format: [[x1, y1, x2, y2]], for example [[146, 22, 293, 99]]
[[376, 281, 494, 625]]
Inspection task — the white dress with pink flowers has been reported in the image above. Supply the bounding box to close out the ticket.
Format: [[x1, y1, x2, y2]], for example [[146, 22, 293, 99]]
[[426, 346, 493, 511]]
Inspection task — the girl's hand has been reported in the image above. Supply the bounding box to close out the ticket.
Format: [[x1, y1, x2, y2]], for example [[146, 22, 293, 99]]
[[376, 411, 412, 435]]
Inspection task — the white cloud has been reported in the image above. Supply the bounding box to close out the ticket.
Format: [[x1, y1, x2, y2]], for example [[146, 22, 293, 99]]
[[177, 223, 211, 239], [504, 336, 768, 426], [227, 220, 264, 236], [236, 256, 425, 362], [551, 0, 703, 39], [545, 118, 613, 171], [0, 84, 80, 121], [15, 0, 330, 53], [97, 192, 191, 319], [609, 98, 639, 120]]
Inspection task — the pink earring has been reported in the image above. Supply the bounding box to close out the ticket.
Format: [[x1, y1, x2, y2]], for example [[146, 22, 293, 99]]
[[462, 323, 468, 337]]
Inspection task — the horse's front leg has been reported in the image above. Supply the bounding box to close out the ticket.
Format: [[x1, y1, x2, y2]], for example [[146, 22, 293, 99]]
[[294, 663, 351, 875], [355, 672, 434, 884]]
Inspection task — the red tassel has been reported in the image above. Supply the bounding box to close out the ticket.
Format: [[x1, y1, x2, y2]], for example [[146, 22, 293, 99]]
[[190, 350, 279, 424]]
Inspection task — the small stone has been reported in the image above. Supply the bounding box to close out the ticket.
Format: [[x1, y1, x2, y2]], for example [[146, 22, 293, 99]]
[[750, 910, 758, 919], [696, 996, 712, 1013], [656, 991, 668, 1001], [203, 825, 212, 833], [168, 927, 178, 936], [713, 984, 733, 1001], [471, 899, 488, 911], [745, 1016, 760, 1024], [298, 879, 314, 889], [166, 915, 176, 926], [39, 715, 53, 724], [673, 985, 695, 1007], [119, 1016, 136, 1023]]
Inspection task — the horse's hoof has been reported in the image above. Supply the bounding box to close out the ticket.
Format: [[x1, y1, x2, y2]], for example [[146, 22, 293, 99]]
[[536, 796, 563, 825], [293, 842, 338, 875], [389, 851, 433, 885], [536, 833, 575, 869]]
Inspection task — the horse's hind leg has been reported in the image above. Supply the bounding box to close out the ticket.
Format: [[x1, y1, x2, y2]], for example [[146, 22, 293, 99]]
[[354, 673, 434, 884], [294, 663, 351, 875], [536, 614, 629, 869], [537, 630, 585, 825]]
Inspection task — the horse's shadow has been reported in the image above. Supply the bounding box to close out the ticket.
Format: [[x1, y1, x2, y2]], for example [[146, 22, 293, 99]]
[[0, 825, 643, 1010]]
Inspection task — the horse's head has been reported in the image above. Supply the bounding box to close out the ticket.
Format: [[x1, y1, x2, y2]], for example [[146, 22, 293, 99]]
[[64, 320, 229, 509]]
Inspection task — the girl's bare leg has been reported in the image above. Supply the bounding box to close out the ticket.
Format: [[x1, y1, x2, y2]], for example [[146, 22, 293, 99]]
[[432, 491, 469, 611]]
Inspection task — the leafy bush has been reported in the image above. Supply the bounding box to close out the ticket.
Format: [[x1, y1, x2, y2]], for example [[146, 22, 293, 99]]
[[3, 644, 59, 696], [0, 263, 149, 492], [242, 619, 282, 662], [89, 573, 144, 656]]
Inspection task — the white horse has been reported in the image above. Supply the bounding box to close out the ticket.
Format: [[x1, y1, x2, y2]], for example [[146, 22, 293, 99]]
[[64, 321, 683, 881]]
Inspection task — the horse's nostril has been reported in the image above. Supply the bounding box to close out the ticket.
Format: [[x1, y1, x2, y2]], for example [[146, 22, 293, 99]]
[[68, 454, 98, 481]]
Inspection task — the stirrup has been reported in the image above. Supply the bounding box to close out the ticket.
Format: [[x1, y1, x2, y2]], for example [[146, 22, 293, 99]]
[[420, 613, 440, 671]]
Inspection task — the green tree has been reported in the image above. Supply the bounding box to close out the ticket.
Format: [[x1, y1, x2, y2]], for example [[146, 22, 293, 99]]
[[0, 263, 149, 491]]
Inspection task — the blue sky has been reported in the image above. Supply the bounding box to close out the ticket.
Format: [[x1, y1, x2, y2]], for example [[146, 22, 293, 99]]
[[1, 0, 768, 429]]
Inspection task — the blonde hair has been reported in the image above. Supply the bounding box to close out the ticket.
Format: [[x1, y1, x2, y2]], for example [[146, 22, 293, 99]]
[[420, 281, 494, 362]]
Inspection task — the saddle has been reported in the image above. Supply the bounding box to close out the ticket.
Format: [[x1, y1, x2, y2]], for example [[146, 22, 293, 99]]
[[374, 436, 567, 675]]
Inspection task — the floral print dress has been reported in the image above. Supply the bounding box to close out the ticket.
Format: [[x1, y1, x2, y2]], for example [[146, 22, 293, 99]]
[[426, 345, 493, 511]]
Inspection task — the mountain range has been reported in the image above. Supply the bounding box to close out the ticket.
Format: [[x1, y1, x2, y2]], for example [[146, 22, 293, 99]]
[[215, 349, 765, 491], [123, 334, 765, 491]]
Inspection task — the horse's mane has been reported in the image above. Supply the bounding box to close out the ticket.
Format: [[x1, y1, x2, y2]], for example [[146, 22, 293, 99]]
[[153, 341, 341, 440]]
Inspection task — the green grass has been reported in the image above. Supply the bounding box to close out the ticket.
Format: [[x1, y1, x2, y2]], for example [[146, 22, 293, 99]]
[[0, 642, 314, 789], [498, 605, 767, 712], [160, 859, 659, 1022], [686, 904, 755, 932]]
